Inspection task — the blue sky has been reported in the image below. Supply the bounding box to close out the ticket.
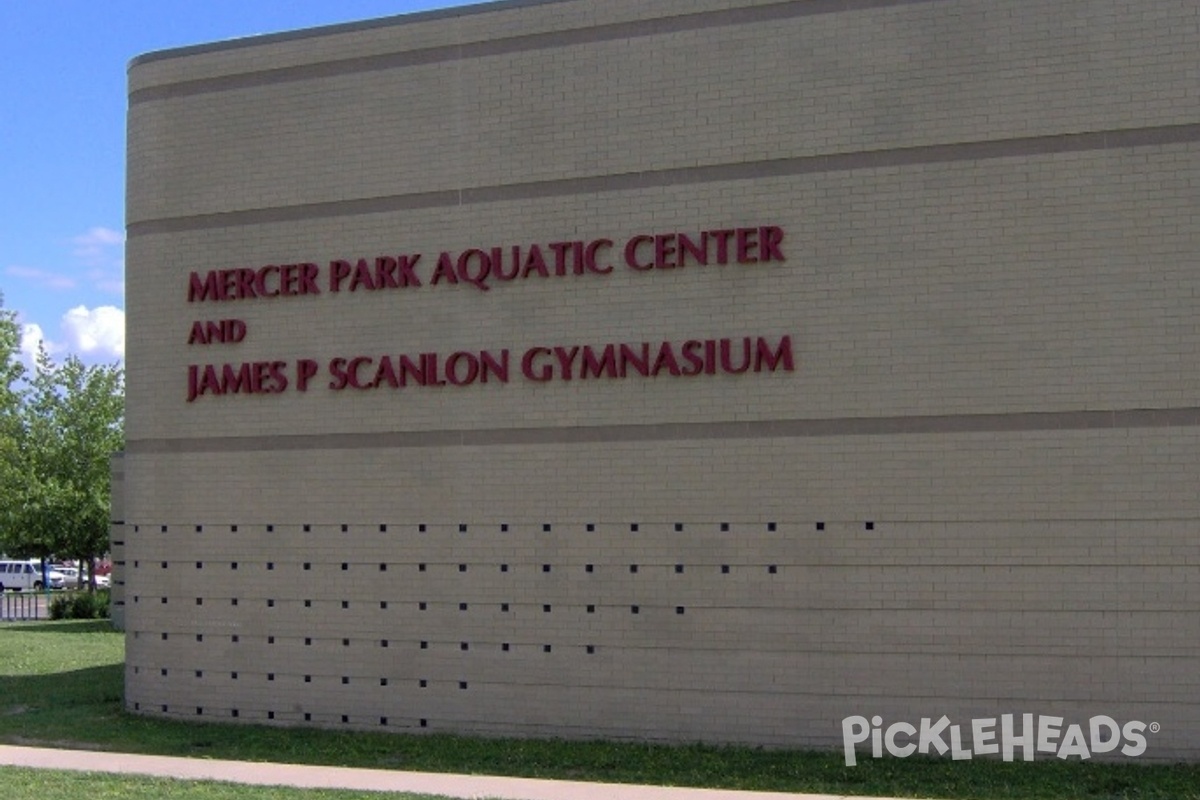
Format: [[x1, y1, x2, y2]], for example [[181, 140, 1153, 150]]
[[0, 0, 478, 367]]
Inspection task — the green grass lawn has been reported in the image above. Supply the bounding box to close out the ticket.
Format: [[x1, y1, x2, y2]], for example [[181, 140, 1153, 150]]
[[2, 620, 1198, 799], [0, 766, 447, 800]]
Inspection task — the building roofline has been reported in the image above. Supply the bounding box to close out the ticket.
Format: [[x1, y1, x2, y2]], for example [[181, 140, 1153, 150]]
[[128, 0, 571, 69]]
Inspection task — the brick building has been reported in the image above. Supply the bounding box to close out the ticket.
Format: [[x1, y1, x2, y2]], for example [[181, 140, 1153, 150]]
[[119, 0, 1200, 759]]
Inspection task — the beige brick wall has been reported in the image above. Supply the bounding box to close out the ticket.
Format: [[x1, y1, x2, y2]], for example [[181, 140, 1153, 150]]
[[109, 454, 126, 629], [122, 0, 1200, 760]]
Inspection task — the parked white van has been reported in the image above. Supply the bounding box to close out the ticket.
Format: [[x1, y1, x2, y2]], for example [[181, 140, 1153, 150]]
[[0, 560, 66, 591]]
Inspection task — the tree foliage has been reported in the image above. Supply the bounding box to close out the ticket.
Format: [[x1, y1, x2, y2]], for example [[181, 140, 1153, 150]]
[[0, 294, 124, 570], [0, 297, 22, 417], [0, 294, 27, 553]]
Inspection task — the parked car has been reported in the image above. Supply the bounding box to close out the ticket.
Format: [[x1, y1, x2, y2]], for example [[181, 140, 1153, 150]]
[[0, 560, 67, 591], [54, 567, 84, 587], [48, 565, 109, 589]]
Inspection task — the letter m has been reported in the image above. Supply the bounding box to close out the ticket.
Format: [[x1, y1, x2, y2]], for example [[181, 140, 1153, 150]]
[[755, 335, 795, 372], [222, 363, 253, 394], [580, 345, 617, 379], [188, 271, 221, 302]]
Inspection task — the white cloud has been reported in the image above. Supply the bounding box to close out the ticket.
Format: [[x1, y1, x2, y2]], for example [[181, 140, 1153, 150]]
[[90, 263, 126, 296], [19, 323, 45, 363], [81, 227, 123, 245], [72, 227, 125, 265], [6, 265, 77, 291], [73, 227, 126, 296], [18, 323, 65, 367], [61, 305, 125, 360], [6, 226, 126, 299]]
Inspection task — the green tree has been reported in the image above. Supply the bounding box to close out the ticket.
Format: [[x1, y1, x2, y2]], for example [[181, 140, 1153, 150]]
[[2, 339, 123, 584], [0, 294, 28, 556]]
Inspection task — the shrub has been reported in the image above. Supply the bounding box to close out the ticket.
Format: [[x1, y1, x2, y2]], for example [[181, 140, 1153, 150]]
[[49, 589, 110, 620]]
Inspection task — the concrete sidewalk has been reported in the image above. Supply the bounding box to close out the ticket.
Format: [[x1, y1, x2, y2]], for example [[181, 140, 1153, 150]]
[[0, 744, 916, 799]]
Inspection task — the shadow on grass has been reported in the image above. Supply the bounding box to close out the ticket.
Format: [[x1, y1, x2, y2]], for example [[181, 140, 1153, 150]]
[[0, 663, 124, 709]]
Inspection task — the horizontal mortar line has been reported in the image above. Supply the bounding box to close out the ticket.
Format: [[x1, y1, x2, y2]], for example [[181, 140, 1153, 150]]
[[124, 405, 1200, 454], [367, 676, 1200, 690], [129, 0, 942, 101], [281, 563, 1199, 568], [125, 610, 1128, 620], [112, 515, 1200, 524], [115, 560, 1200, 566], [126, 602, 1200, 609], [141, 683, 1197, 698], [110, 565, 1200, 571], [320, 608, 1200, 617], [125, 606, 1200, 618], [125, 121, 1200, 237], [130, 647, 1192, 658], [128, 651, 1198, 664], [111, 686, 1200, 698], [143, 562, 1164, 567], [123, 608, 1200, 617]]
